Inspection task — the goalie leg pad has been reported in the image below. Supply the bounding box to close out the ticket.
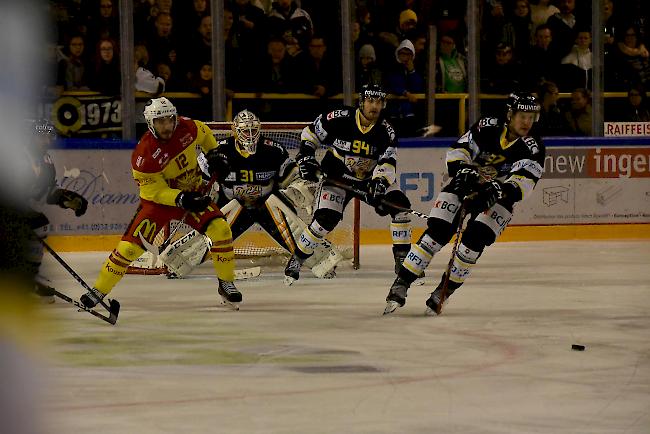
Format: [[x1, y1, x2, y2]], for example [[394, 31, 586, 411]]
[[159, 230, 212, 277], [280, 179, 317, 214]]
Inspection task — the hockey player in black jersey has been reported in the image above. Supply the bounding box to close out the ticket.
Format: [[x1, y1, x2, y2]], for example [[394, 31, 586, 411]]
[[284, 83, 415, 285], [384, 92, 545, 315], [156, 109, 345, 289], [25, 119, 88, 302]]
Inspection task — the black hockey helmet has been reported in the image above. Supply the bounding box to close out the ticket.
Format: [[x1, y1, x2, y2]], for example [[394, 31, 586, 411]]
[[505, 92, 541, 122], [358, 83, 387, 108]]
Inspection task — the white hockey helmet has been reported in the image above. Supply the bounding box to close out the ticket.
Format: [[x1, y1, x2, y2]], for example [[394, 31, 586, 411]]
[[143, 97, 178, 138], [232, 109, 261, 156]]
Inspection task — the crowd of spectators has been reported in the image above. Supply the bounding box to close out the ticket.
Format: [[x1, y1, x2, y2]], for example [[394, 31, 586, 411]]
[[46, 0, 650, 136]]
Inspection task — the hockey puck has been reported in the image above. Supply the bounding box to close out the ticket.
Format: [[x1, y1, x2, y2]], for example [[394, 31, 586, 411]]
[[571, 344, 586, 351]]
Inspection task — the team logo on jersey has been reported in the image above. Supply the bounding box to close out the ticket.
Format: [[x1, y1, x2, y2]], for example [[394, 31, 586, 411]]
[[381, 120, 396, 141], [158, 153, 170, 166], [478, 117, 499, 129], [224, 172, 236, 182], [256, 171, 275, 180], [333, 139, 351, 151], [152, 148, 161, 158], [136, 156, 144, 167], [521, 136, 540, 154], [179, 133, 193, 146], [327, 109, 349, 120]]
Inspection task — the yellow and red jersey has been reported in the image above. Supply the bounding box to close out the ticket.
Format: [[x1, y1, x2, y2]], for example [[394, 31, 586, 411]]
[[131, 117, 217, 207]]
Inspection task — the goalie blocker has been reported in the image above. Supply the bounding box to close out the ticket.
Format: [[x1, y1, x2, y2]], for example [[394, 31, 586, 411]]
[[130, 187, 343, 279]]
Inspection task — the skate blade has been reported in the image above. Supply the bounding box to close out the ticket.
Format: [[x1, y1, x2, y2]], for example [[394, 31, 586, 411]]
[[220, 298, 240, 311], [284, 275, 297, 286], [383, 300, 402, 315], [424, 306, 439, 316]]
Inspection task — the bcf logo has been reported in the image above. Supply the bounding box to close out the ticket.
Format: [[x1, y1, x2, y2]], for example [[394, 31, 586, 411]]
[[321, 191, 344, 204]]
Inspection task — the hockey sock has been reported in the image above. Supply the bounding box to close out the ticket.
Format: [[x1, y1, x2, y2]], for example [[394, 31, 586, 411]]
[[295, 221, 327, 259], [94, 240, 144, 295], [205, 219, 235, 282], [399, 234, 443, 283], [448, 242, 481, 286]]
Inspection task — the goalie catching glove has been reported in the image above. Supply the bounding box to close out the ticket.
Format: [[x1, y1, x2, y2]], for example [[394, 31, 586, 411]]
[[175, 191, 211, 212], [47, 189, 88, 216]]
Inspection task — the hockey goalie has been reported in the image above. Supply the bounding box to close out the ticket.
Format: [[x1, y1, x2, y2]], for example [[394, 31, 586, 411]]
[[133, 110, 344, 279]]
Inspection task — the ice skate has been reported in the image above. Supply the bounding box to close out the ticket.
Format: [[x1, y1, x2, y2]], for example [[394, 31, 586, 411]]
[[80, 287, 106, 309], [424, 282, 455, 316], [218, 279, 242, 310], [284, 255, 303, 286], [383, 276, 410, 315]]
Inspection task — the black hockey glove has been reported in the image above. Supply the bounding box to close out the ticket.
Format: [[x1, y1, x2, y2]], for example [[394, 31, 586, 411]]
[[296, 154, 321, 182], [175, 191, 211, 212], [467, 180, 503, 214], [367, 178, 389, 207], [450, 164, 480, 198], [205, 149, 230, 181], [49, 189, 88, 216]]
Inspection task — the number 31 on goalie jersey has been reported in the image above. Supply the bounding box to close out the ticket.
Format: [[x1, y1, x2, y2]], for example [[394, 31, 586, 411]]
[[352, 140, 370, 155]]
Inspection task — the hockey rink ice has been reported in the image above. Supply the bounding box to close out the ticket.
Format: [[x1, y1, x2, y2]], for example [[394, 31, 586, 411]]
[[36, 241, 650, 433]]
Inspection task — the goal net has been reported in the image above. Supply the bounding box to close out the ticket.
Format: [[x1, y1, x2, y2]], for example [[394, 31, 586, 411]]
[[126, 122, 359, 275]]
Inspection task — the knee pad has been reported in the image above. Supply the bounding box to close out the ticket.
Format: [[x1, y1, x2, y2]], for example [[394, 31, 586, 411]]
[[377, 190, 411, 217], [313, 208, 341, 233], [205, 217, 233, 243], [461, 221, 494, 252]]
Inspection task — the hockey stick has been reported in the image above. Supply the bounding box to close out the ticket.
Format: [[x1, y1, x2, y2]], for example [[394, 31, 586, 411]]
[[51, 288, 118, 325], [40, 240, 120, 325], [435, 195, 475, 315], [323, 177, 429, 220]]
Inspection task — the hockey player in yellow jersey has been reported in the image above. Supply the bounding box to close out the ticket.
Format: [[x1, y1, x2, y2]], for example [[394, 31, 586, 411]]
[[81, 97, 241, 311]]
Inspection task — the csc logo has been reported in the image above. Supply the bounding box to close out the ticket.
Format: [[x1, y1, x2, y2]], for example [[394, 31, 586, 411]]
[[399, 172, 435, 202]]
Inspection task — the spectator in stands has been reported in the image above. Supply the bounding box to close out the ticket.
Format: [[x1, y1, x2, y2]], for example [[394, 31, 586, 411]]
[[189, 64, 213, 96], [146, 12, 180, 68], [564, 88, 592, 136], [232, 0, 267, 60], [295, 35, 339, 97], [156, 63, 185, 92], [523, 24, 560, 89], [412, 33, 428, 74], [356, 44, 383, 91], [481, 42, 521, 94], [267, 0, 314, 53], [185, 15, 213, 78], [614, 25, 650, 88], [250, 37, 299, 93], [618, 83, 650, 121], [436, 33, 468, 93], [134, 44, 165, 94], [376, 9, 420, 71], [87, 0, 120, 48], [546, 0, 580, 59], [558, 28, 592, 91], [536, 81, 571, 135], [501, 0, 534, 60], [386, 39, 425, 137], [89, 38, 121, 95], [175, 0, 210, 46], [57, 34, 90, 90], [529, 0, 559, 31], [481, 0, 508, 59]]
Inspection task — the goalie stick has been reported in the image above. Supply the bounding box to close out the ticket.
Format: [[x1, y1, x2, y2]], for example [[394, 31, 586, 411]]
[[40, 240, 120, 325]]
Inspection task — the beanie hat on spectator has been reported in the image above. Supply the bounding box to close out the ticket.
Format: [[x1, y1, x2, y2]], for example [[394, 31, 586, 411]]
[[395, 39, 416, 62], [399, 9, 418, 26], [359, 44, 376, 61]]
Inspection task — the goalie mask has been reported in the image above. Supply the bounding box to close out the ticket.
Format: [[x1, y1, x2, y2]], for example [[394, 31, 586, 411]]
[[143, 97, 178, 139], [232, 109, 261, 156], [505, 92, 541, 122]]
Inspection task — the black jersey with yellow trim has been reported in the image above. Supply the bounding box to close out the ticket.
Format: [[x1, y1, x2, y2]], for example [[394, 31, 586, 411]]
[[214, 135, 297, 207], [447, 117, 545, 202], [301, 106, 398, 183]]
